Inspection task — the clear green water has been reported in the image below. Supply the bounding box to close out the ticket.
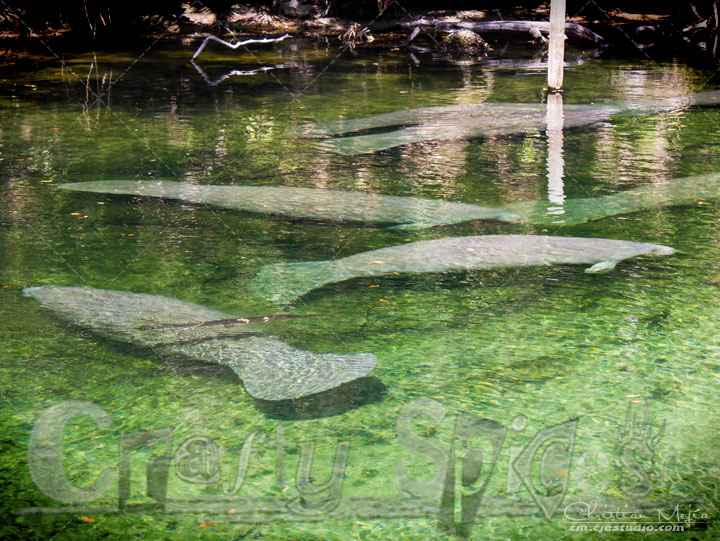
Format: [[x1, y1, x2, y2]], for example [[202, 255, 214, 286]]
[[1, 41, 720, 539]]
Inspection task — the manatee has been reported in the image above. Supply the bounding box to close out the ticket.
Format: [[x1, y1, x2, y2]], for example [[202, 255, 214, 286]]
[[616, 89, 720, 116], [58, 173, 720, 229], [22, 286, 376, 401], [57, 180, 519, 229], [311, 103, 620, 155], [248, 235, 676, 303], [303, 90, 720, 155], [502, 173, 720, 225]]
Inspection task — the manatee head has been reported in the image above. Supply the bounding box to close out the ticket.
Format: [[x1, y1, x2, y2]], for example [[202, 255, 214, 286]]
[[22, 286, 42, 298], [23, 285, 75, 303], [645, 244, 676, 256]]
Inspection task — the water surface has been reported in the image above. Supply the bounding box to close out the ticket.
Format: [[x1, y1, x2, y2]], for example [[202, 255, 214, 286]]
[[1, 39, 719, 539]]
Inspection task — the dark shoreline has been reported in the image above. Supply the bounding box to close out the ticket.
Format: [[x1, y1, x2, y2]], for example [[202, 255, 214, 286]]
[[0, 4, 717, 69]]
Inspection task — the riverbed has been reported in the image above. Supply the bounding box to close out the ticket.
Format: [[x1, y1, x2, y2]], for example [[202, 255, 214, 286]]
[[1, 38, 719, 539]]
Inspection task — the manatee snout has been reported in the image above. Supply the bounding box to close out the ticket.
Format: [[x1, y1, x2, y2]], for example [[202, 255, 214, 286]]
[[650, 245, 676, 256], [22, 286, 44, 299]]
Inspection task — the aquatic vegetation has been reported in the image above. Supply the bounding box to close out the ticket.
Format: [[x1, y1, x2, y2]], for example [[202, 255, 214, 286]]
[[4, 44, 720, 540]]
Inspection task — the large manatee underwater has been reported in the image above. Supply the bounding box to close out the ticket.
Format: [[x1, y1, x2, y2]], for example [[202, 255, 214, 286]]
[[58, 180, 518, 229], [302, 90, 720, 155], [58, 173, 720, 229], [23, 286, 376, 400], [311, 103, 619, 155], [248, 235, 676, 303]]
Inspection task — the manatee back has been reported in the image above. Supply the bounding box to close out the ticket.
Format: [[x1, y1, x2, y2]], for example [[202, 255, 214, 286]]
[[23, 286, 241, 346]]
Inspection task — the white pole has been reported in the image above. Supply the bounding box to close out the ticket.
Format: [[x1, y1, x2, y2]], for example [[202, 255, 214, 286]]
[[547, 0, 566, 91]]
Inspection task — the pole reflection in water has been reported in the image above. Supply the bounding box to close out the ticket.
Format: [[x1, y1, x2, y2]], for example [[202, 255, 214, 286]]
[[546, 92, 566, 217]]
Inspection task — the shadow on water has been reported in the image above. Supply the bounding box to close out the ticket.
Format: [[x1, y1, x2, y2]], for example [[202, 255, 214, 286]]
[[160, 349, 388, 419], [50, 324, 388, 419], [254, 376, 388, 420]]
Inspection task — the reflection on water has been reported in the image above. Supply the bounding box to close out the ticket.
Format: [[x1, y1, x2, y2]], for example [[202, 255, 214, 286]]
[[1, 41, 719, 538], [545, 92, 566, 212]]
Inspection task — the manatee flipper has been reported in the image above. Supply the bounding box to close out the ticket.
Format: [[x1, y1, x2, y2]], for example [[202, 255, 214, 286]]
[[584, 260, 618, 274]]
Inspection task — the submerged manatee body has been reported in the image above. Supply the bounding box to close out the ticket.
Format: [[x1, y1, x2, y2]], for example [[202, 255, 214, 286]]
[[58, 181, 518, 229], [310, 103, 620, 155], [304, 90, 720, 155], [22, 286, 376, 400], [248, 235, 676, 303], [59, 173, 720, 229]]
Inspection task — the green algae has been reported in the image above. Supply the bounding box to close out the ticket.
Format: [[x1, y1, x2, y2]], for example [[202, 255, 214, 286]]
[[0, 45, 719, 540]]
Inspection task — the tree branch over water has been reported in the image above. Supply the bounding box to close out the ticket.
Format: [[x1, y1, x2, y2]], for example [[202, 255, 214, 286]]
[[191, 33, 292, 60]]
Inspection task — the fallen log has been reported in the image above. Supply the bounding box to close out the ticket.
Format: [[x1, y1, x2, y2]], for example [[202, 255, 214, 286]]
[[390, 19, 605, 45]]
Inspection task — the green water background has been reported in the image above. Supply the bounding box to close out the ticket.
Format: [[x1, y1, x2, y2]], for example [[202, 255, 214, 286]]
[[1, 39, 719, 539]]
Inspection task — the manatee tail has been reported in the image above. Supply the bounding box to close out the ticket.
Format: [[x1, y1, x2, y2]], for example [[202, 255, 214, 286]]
[[248, 260, 339, 304], [689, 90, 720, 107], [227, 337, 378, 400]]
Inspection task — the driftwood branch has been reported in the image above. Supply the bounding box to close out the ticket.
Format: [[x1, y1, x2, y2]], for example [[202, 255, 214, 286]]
[[192, 33, 292, 60], [404, 26, 421, 46], [391, 19, 605, 44], [405, 45, 600, 69], [139, 313, 321, 331]]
